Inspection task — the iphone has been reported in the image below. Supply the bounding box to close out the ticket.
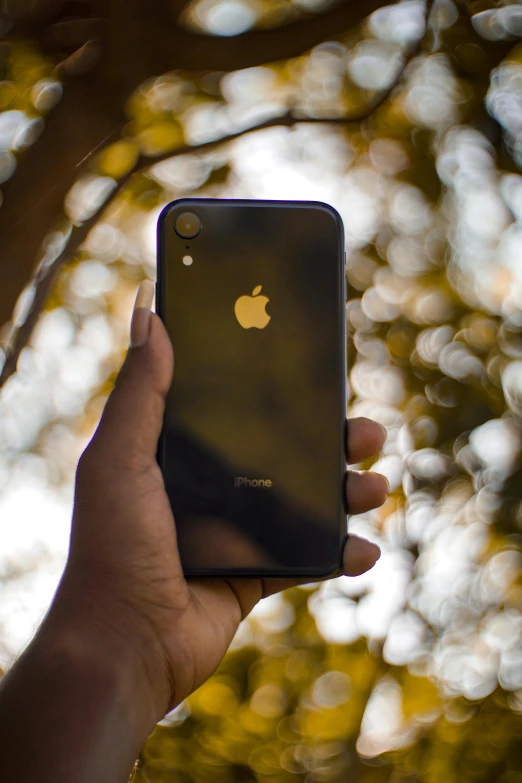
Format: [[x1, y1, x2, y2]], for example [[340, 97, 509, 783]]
[[157, 198, 346, 577]]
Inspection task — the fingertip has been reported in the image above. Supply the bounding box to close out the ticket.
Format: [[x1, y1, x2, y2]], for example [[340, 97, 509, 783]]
[[346, 417, 387, 464], [376, 421, 387, 442], [366, 470, 390, 505], [345, 470, 390, 515], [343, 534, 381, 576]]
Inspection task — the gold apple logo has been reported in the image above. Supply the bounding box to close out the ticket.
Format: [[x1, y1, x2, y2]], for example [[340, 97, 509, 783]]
[[234, 285, 271, 329]]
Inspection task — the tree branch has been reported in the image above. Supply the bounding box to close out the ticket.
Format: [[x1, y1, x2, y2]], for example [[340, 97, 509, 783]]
[[0, 75, 125, 350], [133, 0, 434, 167], [0, 185, 124, 389], [155, 0, 398, 72], [0, 0, 392, 353], [14, 0, 397, 75], [0, 111, 356, 387], [0, 0, 434, 388]]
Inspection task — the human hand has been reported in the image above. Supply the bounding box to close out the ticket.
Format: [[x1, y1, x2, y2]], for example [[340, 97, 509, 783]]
[[51, 280, 389, 733]]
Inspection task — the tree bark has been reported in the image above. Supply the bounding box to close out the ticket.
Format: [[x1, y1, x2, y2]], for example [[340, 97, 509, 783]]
[[117, 0, 395, 73], [0, 0, 396, 381], [0, 73, 125, 335], [1, 0, 392, 350], [0, 0, 402, 385]]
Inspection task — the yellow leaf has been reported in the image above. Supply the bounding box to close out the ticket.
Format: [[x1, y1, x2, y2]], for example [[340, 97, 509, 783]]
[[192, 678, 239, 716], [0, 81, 14, 111], [301, 705, 358, 741], [95, 140, 140, 178], [402, 672, 442, 720], [139, 120, 183, 156], [253, 285, 262, 296]]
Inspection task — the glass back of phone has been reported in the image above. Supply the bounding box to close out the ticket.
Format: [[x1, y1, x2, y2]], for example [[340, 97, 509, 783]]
[[158, 199, 345, 576]]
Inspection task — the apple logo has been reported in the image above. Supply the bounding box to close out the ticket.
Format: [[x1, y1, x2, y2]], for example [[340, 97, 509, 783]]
[[234, 285, 271, 329]]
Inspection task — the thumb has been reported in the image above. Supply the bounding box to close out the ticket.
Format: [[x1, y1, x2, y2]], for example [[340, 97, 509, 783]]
[[88, 280, 174, 470]]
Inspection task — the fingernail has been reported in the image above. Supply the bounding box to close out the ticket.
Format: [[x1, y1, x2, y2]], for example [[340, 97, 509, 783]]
[[369, 541, 382, 562], [384, 475, 391, 493], [130, 280, 154, 347], [377, 422, 387, 441]]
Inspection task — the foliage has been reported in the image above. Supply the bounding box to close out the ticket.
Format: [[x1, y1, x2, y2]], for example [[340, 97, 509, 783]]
[[0, 0, 522, 781]]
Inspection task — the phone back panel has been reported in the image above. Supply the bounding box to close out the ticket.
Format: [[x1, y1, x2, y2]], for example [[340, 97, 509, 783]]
[[157, 199, 346, 577]]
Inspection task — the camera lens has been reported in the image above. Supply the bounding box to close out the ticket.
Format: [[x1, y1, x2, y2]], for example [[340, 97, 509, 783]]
[[175, 212, 201, 239]]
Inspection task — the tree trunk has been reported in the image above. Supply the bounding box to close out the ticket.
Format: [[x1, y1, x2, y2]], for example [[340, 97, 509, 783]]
[[0, 73, 125, 332]]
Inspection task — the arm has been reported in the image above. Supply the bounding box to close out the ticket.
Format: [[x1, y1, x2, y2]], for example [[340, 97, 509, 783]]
[[0, 603, 156, 783], [0, 280, 386, 782]]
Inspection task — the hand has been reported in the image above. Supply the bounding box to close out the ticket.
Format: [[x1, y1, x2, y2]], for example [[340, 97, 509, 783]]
[[52, 281, 389, 732]]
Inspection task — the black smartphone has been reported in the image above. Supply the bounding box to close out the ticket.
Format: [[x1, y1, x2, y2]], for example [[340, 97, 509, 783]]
[[156, 198, 346, 578]]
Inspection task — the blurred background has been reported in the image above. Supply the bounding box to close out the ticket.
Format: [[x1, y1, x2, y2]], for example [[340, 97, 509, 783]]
[[0, 0, 522, 780]]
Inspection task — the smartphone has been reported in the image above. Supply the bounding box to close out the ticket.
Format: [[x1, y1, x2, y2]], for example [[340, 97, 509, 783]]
[[156, 198, 346, 578]]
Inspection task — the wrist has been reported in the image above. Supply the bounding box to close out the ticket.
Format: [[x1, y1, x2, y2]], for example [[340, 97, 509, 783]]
[[37, 575, 170, 741], [0, 594, 160, 783]]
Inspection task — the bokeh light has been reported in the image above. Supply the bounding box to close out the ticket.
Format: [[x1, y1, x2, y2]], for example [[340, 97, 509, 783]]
[[1, 0, 522, 780]]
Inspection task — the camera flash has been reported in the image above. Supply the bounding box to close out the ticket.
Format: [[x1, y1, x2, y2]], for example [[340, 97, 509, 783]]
[[183, 255, 193, 266]]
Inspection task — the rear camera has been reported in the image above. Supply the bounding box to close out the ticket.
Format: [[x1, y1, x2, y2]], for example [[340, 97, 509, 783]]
[[175, 212, 201, 239]]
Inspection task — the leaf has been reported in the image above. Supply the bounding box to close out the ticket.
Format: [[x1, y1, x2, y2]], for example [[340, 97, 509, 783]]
[[95, 140, 140, 179], [138, 120, 184, 156], [253, 285, 262, 296]]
